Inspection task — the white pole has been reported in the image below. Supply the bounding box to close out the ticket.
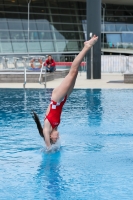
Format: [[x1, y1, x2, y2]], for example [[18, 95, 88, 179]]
[[28, 0, 31, 58], [90, 32, 93, 79], [103, 7, 105, 52]]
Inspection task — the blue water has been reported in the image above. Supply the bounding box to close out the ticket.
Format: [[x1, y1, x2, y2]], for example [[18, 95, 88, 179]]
[[0, 89, 133, 200]]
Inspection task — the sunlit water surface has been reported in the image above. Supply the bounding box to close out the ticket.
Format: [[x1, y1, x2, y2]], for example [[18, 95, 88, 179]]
[[0, 89, 133, 200]]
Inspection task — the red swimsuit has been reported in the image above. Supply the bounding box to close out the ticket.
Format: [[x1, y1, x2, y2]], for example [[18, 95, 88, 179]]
[[45, 95, 67, 129]]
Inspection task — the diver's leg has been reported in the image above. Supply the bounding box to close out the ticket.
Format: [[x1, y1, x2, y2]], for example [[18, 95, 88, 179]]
[[52, 35, 98, 102]]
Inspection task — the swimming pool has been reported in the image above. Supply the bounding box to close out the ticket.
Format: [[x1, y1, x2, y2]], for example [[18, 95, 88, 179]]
[[0, 89, 133, 200]]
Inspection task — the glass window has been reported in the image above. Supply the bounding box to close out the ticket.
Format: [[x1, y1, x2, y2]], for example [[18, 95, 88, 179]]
[[66, 41, 79, 51], [116, 24, 127, 31], [51, 8, 59, 14], [5, 12, 20, 19], [48, 0, 58, 7], [105, 24, 116, 32], [36, 22, 51, 30], [10, 31, 25, 40], [55, 31, 65, 40], [29, 21, 37, 30], [52, 24, 62, 30], [79, 32, 84, 40], [22, 20, 40, 31], [22, 20, 28, 30], [122, 33, 133, 43], [4, 5, 19, 12], [40, 42, 55, 52], [8, 21, 23, 30], [59, 9, 75, 15], [18, 6, 27, 12], [82, 20, 87, 31], [0, 21, 8, 30], [59, 15, 76, 23], [51, 8, 71, 15], [38, 31, 53, 40], [20, 14, 28, 20], [62, 24, 78, 31], [18, 0, 27, 5], [31, 0, 45, 7], [60, 32, 80, 40], [51, 15, 60, 23], [106, 34, 121, 47], [31, 7, 48, 14], [12, 42, 27, 53], [27, 42, 41, 52], [78, 2, 86, 9], [56, 41, 67, 52], [79, 16, 86, 22], [55, 31, 80, 40], [33, 14, 50, 21], [0, 12, 6, 20], [4, 0, 17, 5], [78, 41, 83, 49], [126, 17, 133, 23], [69, 1, 76, 9], [78, 10, 86, 15], [58, 1, 71, 8], [20, 13, 34, 20], [0, 42, 13, 53], [78, 24, 84, 32], [127, 24, 133, 31], [101, 24, 105, 32], [0, 31, 10, 40], [0, 4, 4, 11], [83, 31, 87, 40], [24, 31, 39, 40]]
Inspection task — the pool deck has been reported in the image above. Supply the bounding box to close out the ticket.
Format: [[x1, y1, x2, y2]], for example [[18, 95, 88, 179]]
[[0, 72, 133, 89]]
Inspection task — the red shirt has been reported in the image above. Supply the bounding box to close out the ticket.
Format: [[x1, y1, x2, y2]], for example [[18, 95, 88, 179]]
[[45, 96, 67, 129], [45, 59, 55, 67]]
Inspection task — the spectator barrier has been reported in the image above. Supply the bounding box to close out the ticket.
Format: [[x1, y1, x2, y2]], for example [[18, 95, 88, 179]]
[[0, 55, 133, 73]]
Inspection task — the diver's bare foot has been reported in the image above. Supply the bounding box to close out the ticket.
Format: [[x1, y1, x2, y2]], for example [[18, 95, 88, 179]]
[[84, 35, 98, 49]]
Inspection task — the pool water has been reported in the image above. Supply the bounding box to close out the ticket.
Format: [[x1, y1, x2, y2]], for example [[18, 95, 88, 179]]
[[0, 89, 133, 200]]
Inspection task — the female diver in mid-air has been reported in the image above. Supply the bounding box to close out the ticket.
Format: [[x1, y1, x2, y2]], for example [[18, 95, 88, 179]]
[[32, 35, 98, 151]]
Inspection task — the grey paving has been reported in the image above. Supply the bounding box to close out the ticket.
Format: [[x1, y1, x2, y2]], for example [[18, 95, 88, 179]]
[[0, 72, 133, 89]]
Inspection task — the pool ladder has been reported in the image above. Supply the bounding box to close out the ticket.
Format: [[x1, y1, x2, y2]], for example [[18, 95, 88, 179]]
[[23, 60, 46, 89], [39, 62, 47, 88]]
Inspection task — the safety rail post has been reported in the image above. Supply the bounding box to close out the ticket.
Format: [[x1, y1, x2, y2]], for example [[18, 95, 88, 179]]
[[13, 57, 19, 69], [125, 56, 129, 73], [2, 57, 8, 69]]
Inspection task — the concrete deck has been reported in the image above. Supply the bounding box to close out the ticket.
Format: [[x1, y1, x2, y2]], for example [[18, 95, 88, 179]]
[[0, 72, 133, 89]]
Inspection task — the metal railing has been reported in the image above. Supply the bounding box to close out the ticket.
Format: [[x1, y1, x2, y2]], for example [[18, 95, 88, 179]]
[[0, 55, 133, 76], [102, 42, 133, 50], [101, 55, 133, 73], [39, 62, 46, 88], [22, 57, 28, 88]]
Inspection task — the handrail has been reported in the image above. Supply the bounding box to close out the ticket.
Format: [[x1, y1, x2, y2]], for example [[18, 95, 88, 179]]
[[39, 62, 46, 88], [22, 57, 28, 88], [23, 65, 27, 88]]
